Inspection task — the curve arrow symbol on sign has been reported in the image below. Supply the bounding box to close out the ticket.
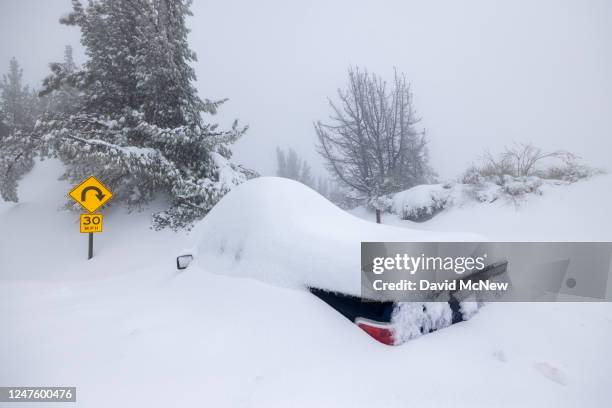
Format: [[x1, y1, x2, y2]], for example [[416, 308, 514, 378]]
[[81, 186, 106, 202]]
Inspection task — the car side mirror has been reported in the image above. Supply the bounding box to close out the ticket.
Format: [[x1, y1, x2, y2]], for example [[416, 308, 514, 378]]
[[176, 254, 193, 270]]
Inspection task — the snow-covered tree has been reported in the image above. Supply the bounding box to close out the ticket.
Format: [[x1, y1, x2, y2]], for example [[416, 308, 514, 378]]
[[316, 176, 328, 198], [276, 147, 287, 179], [40, 45, 82, 116], [315, 67, 435, 222], [37, 0, 252, 229], [276, 147, 314, 187], [300, 160, 314, 189], [1, 58, 36, 130], [0, 58, 39, 202], [314, 176, 359, 209]]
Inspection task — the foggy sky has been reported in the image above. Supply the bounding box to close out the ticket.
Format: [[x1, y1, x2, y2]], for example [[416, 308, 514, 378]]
[[1, 0, 611, 179]]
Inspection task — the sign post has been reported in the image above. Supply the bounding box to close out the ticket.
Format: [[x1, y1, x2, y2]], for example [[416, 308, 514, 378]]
[[89, 232, 93, 260], [69, 176, 113, 260]]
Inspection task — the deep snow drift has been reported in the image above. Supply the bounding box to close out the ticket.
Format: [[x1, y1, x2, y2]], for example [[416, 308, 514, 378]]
[[1, 161, 612, 407], [186, 176, 481, 296], [353, 173, 612, 242]]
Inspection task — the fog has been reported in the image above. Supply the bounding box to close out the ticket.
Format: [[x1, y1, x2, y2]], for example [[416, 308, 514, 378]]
[[1, 0, 610, 179]]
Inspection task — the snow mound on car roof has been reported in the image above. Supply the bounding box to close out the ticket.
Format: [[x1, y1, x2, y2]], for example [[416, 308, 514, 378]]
[[186, 177, 483, 295]]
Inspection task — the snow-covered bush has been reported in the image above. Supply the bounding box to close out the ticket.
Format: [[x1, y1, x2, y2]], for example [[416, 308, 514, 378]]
[[460, 165, 486, 186], [458, 144, 603, 205], [543, 160, 604, 182], [463, 181, 501, 203], [463, 143, 598, 186], [462, 175, 542, 203], [501, 175, 543, 196], [390, 184, 450, 221]]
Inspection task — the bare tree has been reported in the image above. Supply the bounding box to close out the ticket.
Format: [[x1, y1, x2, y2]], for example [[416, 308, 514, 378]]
[[479, 143, 577, 183], [503, 143, 576, 177], [315, 67, 433, 223]]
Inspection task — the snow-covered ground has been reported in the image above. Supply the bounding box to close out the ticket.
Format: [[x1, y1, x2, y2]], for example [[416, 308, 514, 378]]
[[353, 174, 612, 242], [1, 160, 611, 407]]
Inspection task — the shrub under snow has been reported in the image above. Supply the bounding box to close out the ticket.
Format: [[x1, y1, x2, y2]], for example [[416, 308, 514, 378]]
[[390, 184, 451, 221], [376, 168, 599, 222], [501, 175, 543, 196]]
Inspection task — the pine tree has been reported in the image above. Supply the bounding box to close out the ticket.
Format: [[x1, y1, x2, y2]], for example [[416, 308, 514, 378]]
[[299, 160, 314, 188], [0, 58, 36, 131], [41, 45, 81, 116], [276, 147, 287, 179], [284, 149, 301, 181], [316, 177, 328, 198], [275, 147, 314, 188], [0, 58, 38, 202], [37, 0, 252, 229]]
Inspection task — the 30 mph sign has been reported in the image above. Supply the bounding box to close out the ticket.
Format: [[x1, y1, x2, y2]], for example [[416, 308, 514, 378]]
[[69, 176, 113, 213], [80, 214, 103, 233]]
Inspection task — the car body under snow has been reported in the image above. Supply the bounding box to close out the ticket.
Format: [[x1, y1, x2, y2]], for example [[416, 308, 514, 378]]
[[177, 177, 507, 345]]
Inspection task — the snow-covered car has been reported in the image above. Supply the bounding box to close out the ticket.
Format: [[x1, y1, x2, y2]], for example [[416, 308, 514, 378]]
[[308, 259, 508, 345], [177, 177, 506, 345]]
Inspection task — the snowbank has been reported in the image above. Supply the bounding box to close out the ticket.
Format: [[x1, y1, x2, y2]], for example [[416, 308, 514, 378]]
[[186, 177, 482, 295], [353, 173, 612, 242], [367, 173, 607, 227]]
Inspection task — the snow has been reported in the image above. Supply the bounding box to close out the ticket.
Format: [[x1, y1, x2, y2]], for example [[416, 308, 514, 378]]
[[383, 176, 591, 222], [353, 174, 612, 241], [390, 183, 450, 220], [1, 161, 612, 407], [391, 301, 453, 343], [501, 175, 543, 196], [186, 176, 480, 296]]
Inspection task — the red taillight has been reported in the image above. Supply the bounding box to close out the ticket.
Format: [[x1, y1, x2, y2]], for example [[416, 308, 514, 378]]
[[356, 318, 396, 346]]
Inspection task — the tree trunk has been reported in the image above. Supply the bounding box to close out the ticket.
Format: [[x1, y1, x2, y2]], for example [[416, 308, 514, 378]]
[[376, 209, 381, 224]]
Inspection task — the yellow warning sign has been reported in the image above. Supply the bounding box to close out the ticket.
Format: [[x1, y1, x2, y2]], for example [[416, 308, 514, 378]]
[[80, 214, 103, 233], [69, 176, 113, 213]]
